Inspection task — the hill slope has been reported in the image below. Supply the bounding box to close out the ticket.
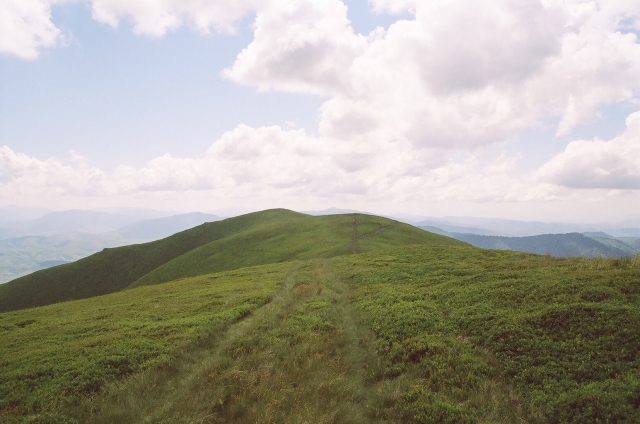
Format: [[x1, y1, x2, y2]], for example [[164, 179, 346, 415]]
[[2, 247, 639, 423], [0, 210, 294, 312], [0, 210, 463, 312], [129, 212, 464, 287]]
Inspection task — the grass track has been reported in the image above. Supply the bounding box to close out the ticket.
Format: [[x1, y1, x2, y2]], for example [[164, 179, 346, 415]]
[[2, 239, 639, 422], [79, 256, 536, 423], [0, 264, 288, 423], [81, 260, 392, 423]]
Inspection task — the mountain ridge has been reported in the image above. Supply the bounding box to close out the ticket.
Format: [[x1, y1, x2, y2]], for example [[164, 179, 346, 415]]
[[0, 209, 464, 312]]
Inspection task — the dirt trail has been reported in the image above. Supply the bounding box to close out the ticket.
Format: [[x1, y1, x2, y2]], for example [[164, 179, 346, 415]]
[[350, 218, 400, 254], [356, 221, 400, 239], [85, 260, 389, 423], [350, 218, 360, 254]]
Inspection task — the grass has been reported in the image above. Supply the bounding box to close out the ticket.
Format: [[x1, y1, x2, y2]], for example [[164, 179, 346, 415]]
[[1, 217, 639, 423], [334, 246, 640, 423], [0, 263, 288, 423], [0, 210, 464, 313], [79, 260, 391, 423], [0, 209, 296, 313], [129, 213, 464, 288]]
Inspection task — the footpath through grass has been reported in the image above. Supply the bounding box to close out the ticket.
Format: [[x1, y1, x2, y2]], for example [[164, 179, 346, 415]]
[[2, 244, 639, 423], [76, 257, 532, 423], [0, 264, 288, 423], [79, 259, 391, 423]]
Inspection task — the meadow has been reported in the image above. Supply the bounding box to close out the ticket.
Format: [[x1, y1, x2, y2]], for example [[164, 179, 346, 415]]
[[1, 211, 639, 423], [0, 264, 288, 423]]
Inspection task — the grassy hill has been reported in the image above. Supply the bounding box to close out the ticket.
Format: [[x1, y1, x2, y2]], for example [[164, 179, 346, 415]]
[[130, 212, 461, 288], [1, 246, 638, 423], [0, 210, 463, 313]]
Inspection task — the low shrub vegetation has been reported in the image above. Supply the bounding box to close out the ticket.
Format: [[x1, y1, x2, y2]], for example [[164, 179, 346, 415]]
[[1, 228, 639, 422], [0, 264, 287, 423], [335, 247, 640, 423]]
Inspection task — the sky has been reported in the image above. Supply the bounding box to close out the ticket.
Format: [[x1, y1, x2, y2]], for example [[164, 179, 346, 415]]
[[1, 0, 640, 222]]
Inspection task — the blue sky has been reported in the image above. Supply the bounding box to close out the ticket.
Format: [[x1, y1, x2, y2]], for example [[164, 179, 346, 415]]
[[1, 0, 640, 222]]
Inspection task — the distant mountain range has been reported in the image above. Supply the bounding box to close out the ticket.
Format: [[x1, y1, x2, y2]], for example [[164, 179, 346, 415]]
[[395, 214, 640, 238], [421, 226, 640, 258], [0, 212, 221, 283], [116, 212, 221, 240], [1, 206, 639, 283]]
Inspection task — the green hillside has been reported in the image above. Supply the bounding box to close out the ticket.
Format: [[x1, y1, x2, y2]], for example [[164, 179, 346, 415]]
[[0, 210, 463, 312], [1, 246, 639, 423], [0, 209, 292, 313], [130, 212, 462, 288]]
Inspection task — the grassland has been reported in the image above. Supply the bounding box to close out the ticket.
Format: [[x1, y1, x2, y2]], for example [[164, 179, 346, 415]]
[[0, 210, 463, 313], [130, 213, 461, 288], [0, 264, 288, 423], [1, 211, 639, 423], [2, 247, 639, 422], [335, 247, 640, 423]]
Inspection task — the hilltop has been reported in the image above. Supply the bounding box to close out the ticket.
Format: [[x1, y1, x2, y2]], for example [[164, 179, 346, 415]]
[[0, 210, 464, 313], [1, 244, 638, 423]]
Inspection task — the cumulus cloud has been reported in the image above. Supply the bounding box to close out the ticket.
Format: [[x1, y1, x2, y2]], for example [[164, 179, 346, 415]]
[[0, 146, 112, 196], [65, 126, 561, 204], [220, 0, 640, 149], [5, 0, 640, 212], [90, 0, 258, 37], [222, 0, 367, 95], [7, 0, 640, 151], [368, 0, 416, 15], [0, 0, 64, 59], [537, 110, 640, 189], [114, 125, 350, 197]]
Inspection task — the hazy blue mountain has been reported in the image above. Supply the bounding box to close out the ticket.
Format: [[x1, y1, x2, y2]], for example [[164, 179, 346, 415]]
[[591, 237, 640, 256], [582, 232, 614, 238], [618, 237, 640, 249], [437, 217, 598, 236], [603, 228, 640, 237], [417, 222, 502, 236], [0, 212, 222, 283], [0, 207, 51, 236], [93, 207, 175, 221], [0, 232, 130, 283], [449, 232, 630, 258], [18, 210, 142, 236], [116, 212, 221, 240], [407, 214, 640, 238]]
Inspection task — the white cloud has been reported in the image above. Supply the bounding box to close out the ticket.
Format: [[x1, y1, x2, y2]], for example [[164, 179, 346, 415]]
[[104, 125, 559, 204], [90, 0, 259, 37], [5, 0, 640, 217], [537, 110, 640, 189], [219, 0, 640, 149], [7, 0, 640, 151], [222, 0, 367, 95], [0, 146, 112, 196], [368, 0, 416, 15], [0, 0, 63, 59], [0, 121, 629, 216]]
